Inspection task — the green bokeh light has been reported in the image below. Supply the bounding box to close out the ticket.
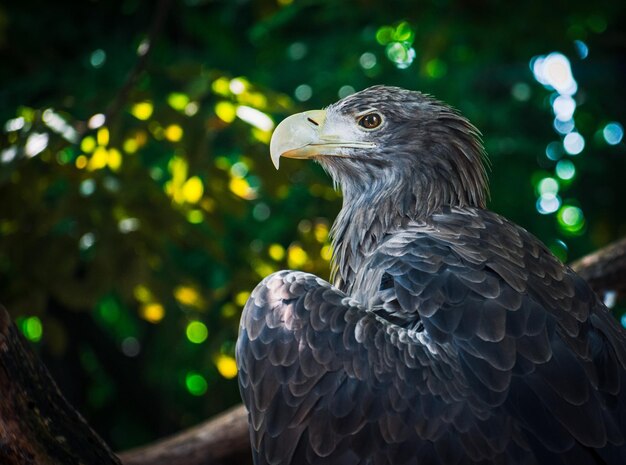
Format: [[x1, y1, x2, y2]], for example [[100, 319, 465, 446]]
[[537, 177, 559, 195], [167, 93, 190, 111], [186, 321, 208, 344], [557, 205, 585, 235], [425, 59, 447, 79], [185, 372, 208, 396], [375, 26, 395, 45], [90, 49, 106, 68], [21, 316, 43, 342], [97, 296, 121, 324], [393, 21, 414, 43], [385, 42, 415, 69], [555, 160, 576, 180]]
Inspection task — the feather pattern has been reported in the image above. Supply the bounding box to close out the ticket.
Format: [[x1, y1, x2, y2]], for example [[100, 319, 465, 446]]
[[236, 86, 626, 464]]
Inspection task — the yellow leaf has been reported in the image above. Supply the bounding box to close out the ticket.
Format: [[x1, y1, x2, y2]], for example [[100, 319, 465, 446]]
[[88, 146, 108, 170], [183, 176, 203, 203], [164, 124, 183, 142], [215, 101, 236, 123], [320, 245, 333, 261], [123, 138, 138, 154], [187, 210, 204, 224], [140, 303, 165, 323], [314, 222, 329, 243], [80, 136, 96, 153], [167, 92, 189, 111], [75, 155, 88, 169], [133, 285, 152, 303], [215, 355, 238, 379], [288, 244, 308, 268], [212, 77, 230, 96], [97, 127, 109, 146], [131, 101, 153, 120], [107, 148, 122, 171], [251, 128, 272, 144], [229, 177, 257, 200], [174, 285, 200, 307], [235, 291, 250, 306], [268, 244, 285, 261]]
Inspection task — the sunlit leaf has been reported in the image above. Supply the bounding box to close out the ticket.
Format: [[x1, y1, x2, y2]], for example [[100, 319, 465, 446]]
[[215, 354, 237, 379], [131, 101, 153, 120]]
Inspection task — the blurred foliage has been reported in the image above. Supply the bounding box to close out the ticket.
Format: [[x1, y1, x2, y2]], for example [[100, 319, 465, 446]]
[[1, 0, 625, 451]]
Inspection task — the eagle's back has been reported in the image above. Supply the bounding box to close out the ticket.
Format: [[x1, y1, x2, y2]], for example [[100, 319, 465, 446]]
[[237, 207, 626, 464]]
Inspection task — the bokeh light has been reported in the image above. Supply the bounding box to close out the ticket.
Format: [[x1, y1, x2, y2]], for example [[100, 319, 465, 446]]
[[121, 337, 141, 357], [215, 355, 238, 379], [287, 42, 307, 60], [294, 84, 312, 102], [25, 132, 48, 157], [377, 22, 416, 69], [236, 106, 274, 131], [603, 122, 624, 145], [268, 243, 285, 261], [186, 321, 208, 344], [287, 244, 308, 268], [574, 40, 589, 59], [553, 118, 575, 135], [338, 85, 355, 98], [359, 52, 377, 70], [545, 141, 563, 160], [88, 113, 106, 129], [536, 193, 561, 215], [511, 83, 531, 101], [557, 205, 585, 235], [131, 102, 153, 120], [118, 218, 140, 233], [555, 160, 576, 180], [20, 316, 43, 342], [167, 93, 190, 111], [531, 52, 577, 95], [140, 303, 165, 323], [552, 96, 576, 121], [175, 285, 201, 306], [185, 372, 208, 396], [537, 177, 559, 195], [90, 49, 106, 68], [563, 132, 585, 155]]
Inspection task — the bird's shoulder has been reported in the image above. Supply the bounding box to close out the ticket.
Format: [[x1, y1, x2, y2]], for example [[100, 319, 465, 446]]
[[368, 206, 593, 315], [361, 207, 626, 359]]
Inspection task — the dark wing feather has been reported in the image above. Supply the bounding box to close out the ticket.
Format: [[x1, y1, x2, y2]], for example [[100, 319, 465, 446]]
[[237, 208, 626, 464], [237, 271, 511, 464], [238, 271, 539, 464], [369, 208, 626, 462]]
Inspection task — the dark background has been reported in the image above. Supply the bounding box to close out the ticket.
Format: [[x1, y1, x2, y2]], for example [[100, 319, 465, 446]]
[[1, 0, 625, 451]]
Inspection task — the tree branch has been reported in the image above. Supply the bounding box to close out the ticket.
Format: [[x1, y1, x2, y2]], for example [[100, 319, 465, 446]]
[[118, 404, 250, 465], [0, 305, 121, 465], [571, 236, 626, 299], [104, 0, 173, 123]]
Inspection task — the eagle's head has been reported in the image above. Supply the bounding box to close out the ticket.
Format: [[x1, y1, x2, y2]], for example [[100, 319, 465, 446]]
[[270, 85, 489, 217]]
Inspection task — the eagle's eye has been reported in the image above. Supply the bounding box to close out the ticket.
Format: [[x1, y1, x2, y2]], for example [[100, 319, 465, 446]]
[[358, 113, 382, 130]]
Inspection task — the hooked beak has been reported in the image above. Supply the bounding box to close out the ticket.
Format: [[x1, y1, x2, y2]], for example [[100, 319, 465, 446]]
[[269, 109, 375, 169]]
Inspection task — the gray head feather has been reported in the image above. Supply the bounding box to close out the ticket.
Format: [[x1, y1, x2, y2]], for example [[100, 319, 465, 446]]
[[317, 86, 490, 288]]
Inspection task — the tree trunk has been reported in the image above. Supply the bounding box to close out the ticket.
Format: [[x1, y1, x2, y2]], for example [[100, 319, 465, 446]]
[[1, 236, 626, 465], [0, 305, 121, 465]]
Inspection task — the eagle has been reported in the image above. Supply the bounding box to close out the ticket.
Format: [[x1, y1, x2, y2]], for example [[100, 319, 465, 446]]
[[235, 85, 626, 465]]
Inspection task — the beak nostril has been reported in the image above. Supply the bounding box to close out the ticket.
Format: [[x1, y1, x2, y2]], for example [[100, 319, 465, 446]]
[[307, 117, 319, 127]]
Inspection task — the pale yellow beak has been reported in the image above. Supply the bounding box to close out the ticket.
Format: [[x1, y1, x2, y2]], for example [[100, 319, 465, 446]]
[[269, 110, 328, 169], [269, 109, 375, 169]]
